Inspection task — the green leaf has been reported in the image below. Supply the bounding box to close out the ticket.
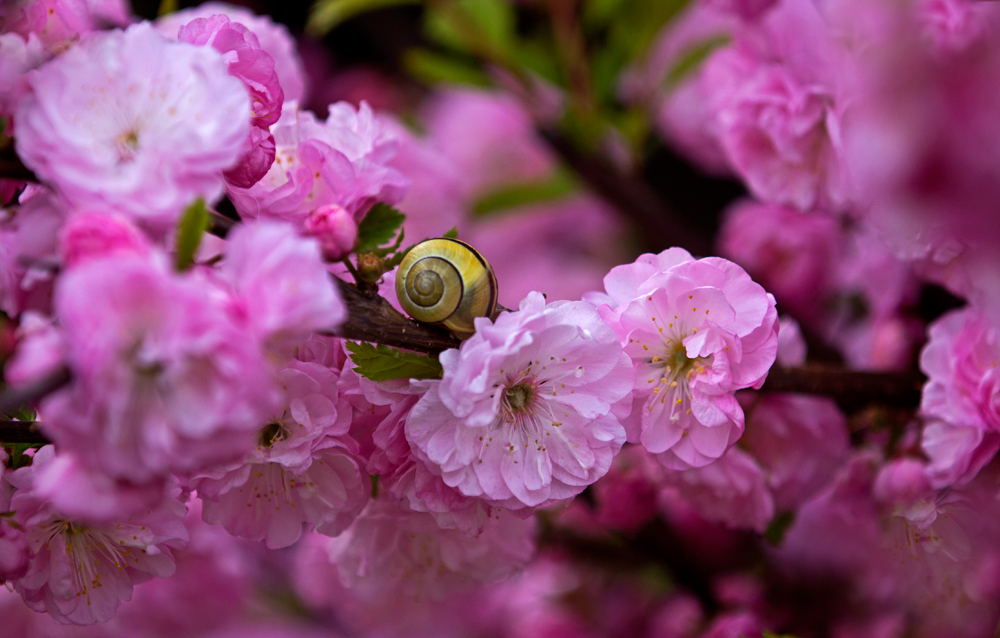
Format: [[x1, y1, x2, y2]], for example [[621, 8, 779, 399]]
[[424, 0, 516, 55], [356, 204, 406, 253], [345, 342, 444, 382], [372, 227, 406, 258], [5, 442, 42, 470], [175, 198, 209, 271], [307, 0, 421, 37], [404, 48, 493, 87], [442, 226, 459, 239], [473, 168, 578, 216], [664, 35, 730, 89], [764, 511, 795, 547]]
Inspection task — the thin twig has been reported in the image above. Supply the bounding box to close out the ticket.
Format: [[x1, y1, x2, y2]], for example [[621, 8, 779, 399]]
[[760, 366, 925, 411], [0, 366, 71, 415], [0, 421, 48, 444]]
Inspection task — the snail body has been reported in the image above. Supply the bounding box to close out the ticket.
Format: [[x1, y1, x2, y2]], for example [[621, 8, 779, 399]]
[[395, 238, 498, 335]]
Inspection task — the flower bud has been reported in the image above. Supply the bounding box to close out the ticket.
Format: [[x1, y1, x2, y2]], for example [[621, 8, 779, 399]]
[[356, 252, 385, 284], [304, 204, 358, 261]]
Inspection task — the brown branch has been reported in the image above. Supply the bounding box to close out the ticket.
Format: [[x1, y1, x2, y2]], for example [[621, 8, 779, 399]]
[[540, 129, 712, 256], [760, 365, 925, 411], [0, 147, 35, 182], [0, 421, 48, 444], [328, 278, 461, 355]]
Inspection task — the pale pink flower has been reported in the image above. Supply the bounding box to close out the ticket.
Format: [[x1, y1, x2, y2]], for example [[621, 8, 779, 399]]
[[15, 23, 251, 233], [27, 251, 279, 485], [1, 0, 130, 53], [227, 100, 408, 224], [590, 444, 661, 533], [741, 395, 849, 511], [601, 248, 779, 469], [58, 212, 150, 269], [406, 292, 634, 511], [221, 221, 346, 351], [6, 446, 188, 626], [325, 497, 535, 599], [193, 359, 369, 548], [157, 2, 307, 102], [921, 419, 1000, 489], [776, 316, 807, 366], [662, 447, 774, 532], [0, 515, 28, 583], [303, 204, 357, 261]]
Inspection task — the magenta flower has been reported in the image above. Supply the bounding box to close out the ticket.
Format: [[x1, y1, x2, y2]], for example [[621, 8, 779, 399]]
[[58, 212, 151, 269], [221, 221, 347, 351], [303, 204, 358, 262], [405, 292, 634, 511], [227, 100, 409, 224], [15, 23, 251, 233], [1, 0, 130, 53], [194, 360, 369, 548], [157, 2, 307, 102], [602, 248, 778, 469], [27, 251, 280, 485], [0, 32, 48, 123], [6, 447, 189, 626]]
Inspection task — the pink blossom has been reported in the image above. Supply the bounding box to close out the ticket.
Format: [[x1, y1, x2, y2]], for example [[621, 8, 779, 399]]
[[227, 101, 408, 224], [325, 497, 535, 599], [406, 292, 634, 511], [0, 32, 48, 124], [193, 359, 369, 548], [15, 23, 251, 233], [741, 395, 849, 511], [0, 186, 65, 317], [1, 0, 130, 53], [6, 446, 188, 626], [920, 308, 1000, 433], [221, 221, 346, 351], [421, 88, 554, 199], [662, 447, 775, 532], [702, 0, 778, 22], [157, 2, 307, 102], [921, 419, 1000, 489], [58, 212, 151, 269], [303, 204, 357, 261], [776, 316, 807, 366], [0, 515, 28, 583], [223, 125, 277, 189], [602, 248, 778, 469], [717, 199, 839, 323], [178, 14, 283, 129], [25, 251, 279, 486], [590, 444, 661, 533]]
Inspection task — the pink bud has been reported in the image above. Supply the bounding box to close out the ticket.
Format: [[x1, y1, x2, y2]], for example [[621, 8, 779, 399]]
[[304, 204, 358, 261]]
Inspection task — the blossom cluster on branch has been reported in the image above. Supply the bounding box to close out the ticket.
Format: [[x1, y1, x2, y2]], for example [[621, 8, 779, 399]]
[[0, 0, 999, 637]]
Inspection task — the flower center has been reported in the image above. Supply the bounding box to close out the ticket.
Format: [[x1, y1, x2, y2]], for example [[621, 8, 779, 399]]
[[258, 421, 288, 448], [505, 382, 535, 413]]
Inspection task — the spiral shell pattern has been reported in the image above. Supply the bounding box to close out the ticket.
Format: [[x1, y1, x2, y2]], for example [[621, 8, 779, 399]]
[[395, 238, 498, 334]]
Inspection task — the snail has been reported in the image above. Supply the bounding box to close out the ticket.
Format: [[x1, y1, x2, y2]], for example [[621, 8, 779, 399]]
[[395, 238, 498, 335]]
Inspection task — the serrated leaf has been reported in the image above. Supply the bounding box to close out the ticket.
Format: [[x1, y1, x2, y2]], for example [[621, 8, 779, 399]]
[[307, 0, 421, 37], [404, 48, 493, 87], [345, 342, 444, 381], [175, 198, 209, 271], [442, 226, 458, 239], [473, 167, 577, 216], [372, 227, 406, 257], [356, 203, 406, 253]]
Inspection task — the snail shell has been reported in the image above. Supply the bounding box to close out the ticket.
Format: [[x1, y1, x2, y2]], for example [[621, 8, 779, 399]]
[[395, 238, 498, 335]]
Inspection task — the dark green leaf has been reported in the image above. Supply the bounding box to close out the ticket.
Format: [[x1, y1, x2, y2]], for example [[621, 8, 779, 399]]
[[370, 474, 380, 498], [158, 0, 178, 16], [764, 511, 795, 547], [345, 342, 444, 382], [473, 168, 577, 216], [356, 203, 406, 253], [6, 442, 42, 470], [372, 227, 406, 257], [307, 0, 421, 37], [175, 198, 209, 271], [583, 0, 629, 29], [442, 226, 459, 239], [404, 48, 492, 87], [424, 0, 515, 55]]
